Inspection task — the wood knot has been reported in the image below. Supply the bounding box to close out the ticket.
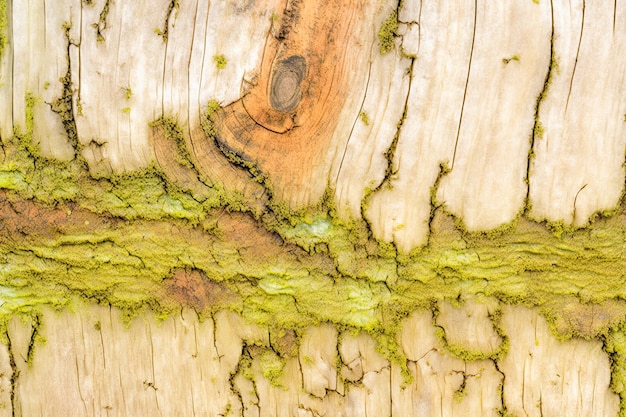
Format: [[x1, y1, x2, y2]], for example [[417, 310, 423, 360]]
[[270, 55, 306, 112]]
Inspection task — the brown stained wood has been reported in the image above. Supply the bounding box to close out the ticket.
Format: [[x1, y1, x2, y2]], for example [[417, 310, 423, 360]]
[[151, 126, 214, 200], [163, 268, 239, 311], [186, 126, 269, 208], [151, 124, 268, 210], [0, 188, 330, 295], [214, 0, 369, 207], [0, 190, 116, 241]]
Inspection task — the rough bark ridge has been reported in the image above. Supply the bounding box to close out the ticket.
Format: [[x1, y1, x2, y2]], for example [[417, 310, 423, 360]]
[[0, 0, 625, 416]]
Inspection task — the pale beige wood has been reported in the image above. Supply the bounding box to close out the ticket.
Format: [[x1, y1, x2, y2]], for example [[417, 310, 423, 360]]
[[0, 0, 11, 142], [366, 0, 476, 251], [328, 7, 411, 221], [436, 0, 552, 231], [299, 324, 338, 398], [0, 343, 11, 417], [398, 310, 503, 416], [10, 306, 256, 416], [74, 0, 280, 175], [340, 332, 388, 382], [1, 303, 620, 416], [436, 297, 503, 357], [75, 0, 173, 174], [499, 306, 618, 417], [528, 0, 626, 225], [161, 0, 283, 136], [2, 0, 625, 252], [2, 0, 77, 160]]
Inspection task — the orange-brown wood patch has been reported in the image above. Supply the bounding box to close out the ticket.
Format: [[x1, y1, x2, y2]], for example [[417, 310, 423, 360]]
[[214, 0, 367, 206]]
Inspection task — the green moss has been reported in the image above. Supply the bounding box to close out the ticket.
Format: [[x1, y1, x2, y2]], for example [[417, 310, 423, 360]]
[[91, 0, 111, 42], [378, 11, 398, 55], [502, 55, 520, 65], [201, 99, 221, 139], [259, 349, 286, 387], [544, 220, 576, 238], [0, 0, 7, 59], [0, 0, 9, 60], [149, 117, 194, 169], [605, 328, 626, 417], [25, 313, 46, 367], [453, 374, 467, 403], [359, 110, 369, 126], [213, 55, 227, 70], [12, 93, 38, 157], [155, 0, 179, 42], [533, 120, 544, 139], [433, 300, 509, 361], [49, 25, 79, 150], [0, 104, 625, 406]]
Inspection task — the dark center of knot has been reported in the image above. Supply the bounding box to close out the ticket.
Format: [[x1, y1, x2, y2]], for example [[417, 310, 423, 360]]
[[270, 55, 306, 112]]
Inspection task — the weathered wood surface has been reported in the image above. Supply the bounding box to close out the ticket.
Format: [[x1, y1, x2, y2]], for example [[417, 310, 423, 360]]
[[2, 0, 624, 250], [0, 302, 617, 417], [0, 0, 625, 416]]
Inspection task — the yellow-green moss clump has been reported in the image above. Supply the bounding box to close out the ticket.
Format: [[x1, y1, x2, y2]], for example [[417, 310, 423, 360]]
[[1, 123, 625, 337], [0, 0, 6, 58], [213, 55, 227, 70], [605, 328, 626, 417], [1, 106, 626, 409], [377, 11, 398, 55]]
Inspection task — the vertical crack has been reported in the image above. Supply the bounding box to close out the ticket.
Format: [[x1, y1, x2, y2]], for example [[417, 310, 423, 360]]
[[614, 0, 618, 34], [77, 1, 84, 115], [564, 0, 585, 114], [97, 319, 106, 369], [572, 183, 588, 223], [185, 0, 199, 141], [6, 332, 18, 417], [526, 0, 555, 211], [93, 0, 111, 42], [389, 358, 393, 417], [492, 358, 507, 415], [158, 1, 179, 116], [25, 314, 41, 366], [43, 0, 47, 52], [190, 389, 197, 417], [49, 22, 79, 151], [451, 0, 477, 170], [75, 356, 89, 415], [522, 358, 528, 416], [333, 50, 373, 188], [197, 1, 211, 126], [425, 162, 451, 247], [146, 323, 162, 416], [360, 56, 414, 204], [211, 312, 222, 362], [156, 0, 178, 43], [230, 372, 247, 417]]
